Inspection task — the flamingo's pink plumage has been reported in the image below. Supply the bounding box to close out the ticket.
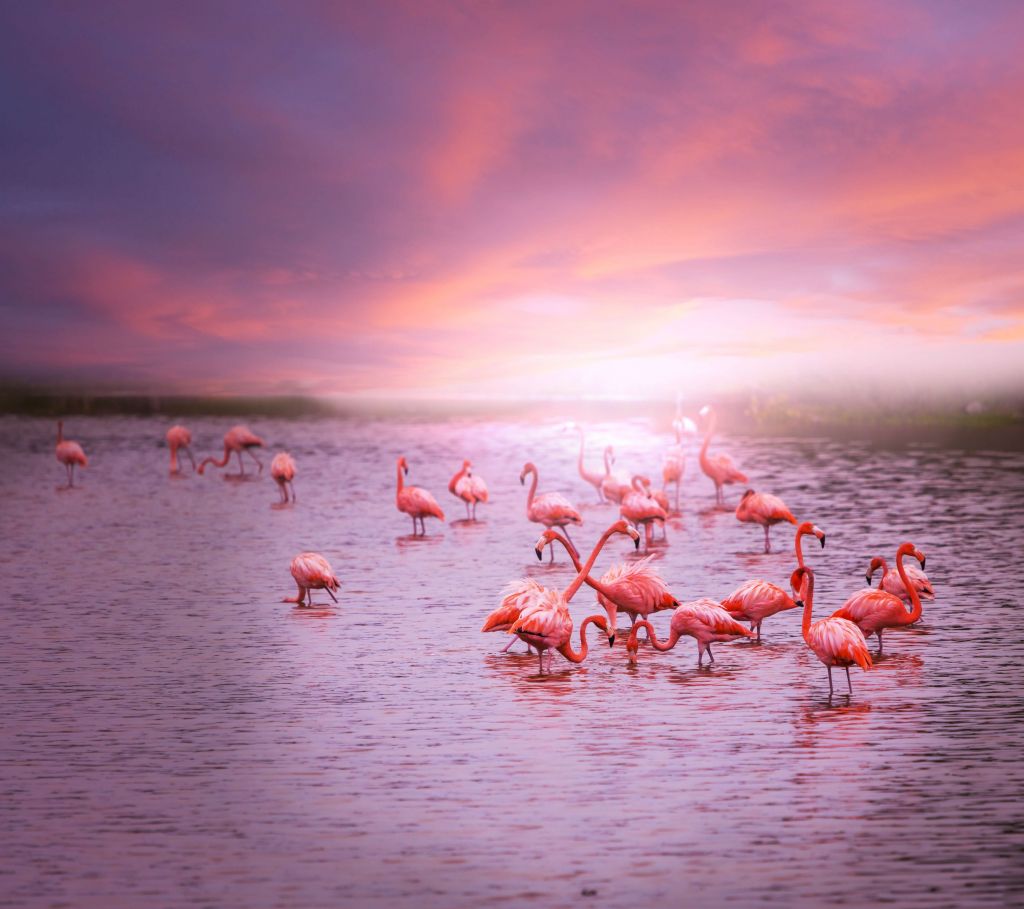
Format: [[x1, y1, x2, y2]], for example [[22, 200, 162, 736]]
[[283, 552, 339, 607], [720, 579, 798, 641], [396, 456, 445, 533], [735, 489, 798, 554], [619, 476, 667, 547], [698, 405, 747, 505], [626, 599, 754, 667], [867, 555, 934, 603], [270, 452, 297, 503], [520, 462, 581, 560], [448, 459, 488, 519], [166, 425, 195, 474], [55, 421, 87, 487], [198, 425, 264, 476]]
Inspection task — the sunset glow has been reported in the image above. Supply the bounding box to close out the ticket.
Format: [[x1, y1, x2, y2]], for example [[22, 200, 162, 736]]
[[2, 2, 1023, 398]]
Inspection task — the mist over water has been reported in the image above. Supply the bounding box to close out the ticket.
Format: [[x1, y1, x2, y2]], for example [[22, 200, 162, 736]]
[[1, 414, 1022, 908]]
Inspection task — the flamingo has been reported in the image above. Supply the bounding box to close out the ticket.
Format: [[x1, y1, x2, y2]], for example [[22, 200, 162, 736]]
[[642, 478, 671, 540], [534, 529, 672, 635], [448, 459, 488, 519], [599, 447, 633, 504], [520, 461, 582, 560], [619, 476, 667, 548], [569, 424, 607, 502], [55, 421, 87, 488], [791, 521, 827, 590], [735, 489, 798, 554], [626, 600, 755, 667], [793, 566, 872, 695], [166, 425, 195, 475], [507, 520, 636, 673], [720, 580, 798, 641], [282, 552, 339, 607], [197, 425, 264, 476], [482, 579, 545, 654], [831, 543, 927, 653], [662, 446, 684, 514], [270, 452, 297, 503], [866, 554, 934, 603], [396, 456, 445, 534], [698, 405, 747, 506]]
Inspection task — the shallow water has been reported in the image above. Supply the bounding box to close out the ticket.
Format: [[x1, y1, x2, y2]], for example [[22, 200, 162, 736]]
[[1, 414, 1022, 908]]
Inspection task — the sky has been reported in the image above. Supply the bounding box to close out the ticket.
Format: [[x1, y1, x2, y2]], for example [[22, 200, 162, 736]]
[[2, 0, 1023, 401]]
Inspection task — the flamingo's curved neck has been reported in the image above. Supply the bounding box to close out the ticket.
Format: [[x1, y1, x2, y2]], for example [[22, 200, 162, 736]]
[[895, 548, 923, 622], [603, 448, 613, 477], [563, 526, 622, 601], [631, 475, 646, 494], [546, 532, 622, 602], [800, 571, 815, 642], [700, 411, 716, 465], [199, 445, 232, 471], [795, 527, 812, 569], [396, 462, 405, 500], [873, 558, 889, 588], [448, 464, 468, 495], [558, 615, 603, 663], [634, 620, 681, 653], [524, 467, 538, 510]]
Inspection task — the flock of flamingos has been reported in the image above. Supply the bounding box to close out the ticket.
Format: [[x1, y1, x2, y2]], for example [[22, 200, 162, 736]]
[[53, 406, 934, 695]]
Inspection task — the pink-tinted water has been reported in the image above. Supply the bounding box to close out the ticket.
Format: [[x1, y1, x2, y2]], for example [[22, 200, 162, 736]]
[[1, 415, 1022, 908]]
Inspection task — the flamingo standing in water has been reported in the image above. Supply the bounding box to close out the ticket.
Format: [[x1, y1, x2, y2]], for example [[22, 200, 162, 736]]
[[482, 579, 545, 654], [396, 456, 445, 534], [735, 489, 798, 553], [867, 554, 934, 603], [448, 459, 488, 519], [520, 462, 582, 560], [283, 552, 339, 607], [55, 421, 87, 488], [626, 600, 754, 667], [538, 529, 675, 635], [507, 520, 636, 673], [197, 425, 264, 476], [831, 543, 928, 654], [793, 566, 872, 695], [271, 452, 297, 503], [698, 405, 747, 506], [569, 424, 607, 502], [166, 425, 195, 475], [619, 476, 667, 548], [600, 447, 633, 504]]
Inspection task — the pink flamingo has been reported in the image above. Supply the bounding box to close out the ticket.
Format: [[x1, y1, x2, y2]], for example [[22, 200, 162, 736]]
[[534, 528, 670, 634], [271, 452, 296, 503], [698, 405, 747, 506], [283, 552, 339, 607], [197, 425, 264, 476], [600, 447, 632, 504], [720, 580, 797, 641], [793, 566, 872, 694], [507, 520, 636, 673], [831, 543, 927, 653], [520, 461, 582, 560], [662, 446, 684, 513], [619, 476, 667, 548], [166, 425, 195, 474], [55, 421, 87, 488], [482, 579, 545, 654], [642, 478, 671, 540], [448, 459, 489, 519], [735, 489, 797, 553], [569, 424, 607, 502], [396, 456, 445, 534], [626, 600, 755, 667], [866, 554, 934, 603]]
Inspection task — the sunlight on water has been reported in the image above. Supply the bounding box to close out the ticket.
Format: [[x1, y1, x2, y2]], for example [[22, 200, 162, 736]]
[[1, 414, 1022, 907]]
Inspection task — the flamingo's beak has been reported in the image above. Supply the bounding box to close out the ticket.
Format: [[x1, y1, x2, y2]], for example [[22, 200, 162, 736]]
[[403, 466, 408, 475], [633, 537, 640, 550], [819, 536, 826, 548], [608, 634, 616, 648], [535, 547, 543, 561], [520, 475, 525, 485], [865, 575, 872, 585], [795, 600, 804, 608], [920, 556, 927, 569], [673, 600, 680, 608]]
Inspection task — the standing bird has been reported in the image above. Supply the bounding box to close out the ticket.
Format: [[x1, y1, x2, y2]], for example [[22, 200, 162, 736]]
[[867, 554, 934, 603], [569, 424, 607, 502], [55, 421, 87, 488], [282, 552, 339, 607], [507, 520, 636, 673], [735, 489, 798, 554], [793, 566, 872, 695], [270, 452, 297, 504], [166, 425, 196, 475], [396, 456, 445, 534], [626, 600, 755, 667], [791, 522, 827, 593], [198, 425, 264, 477], [482, 579, 546, 654], [831, 543, 928, 654], [599, 447, 633, 504], [720, 579, 798, 642], [619, 476, 667, 548], [520, 462, 582, 559], [448, 459, 488, 520], [698, 405, 747, 506], [535, 529, 668, 636]]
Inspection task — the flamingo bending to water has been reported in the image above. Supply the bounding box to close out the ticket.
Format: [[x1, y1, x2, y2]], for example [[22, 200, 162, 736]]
[[507, 520, 636, 673], [396, 456, 445, 534], [482, 579, 546, 654], [271, 452, 296, 503], [793, 566, 871, 694], [831, 543, 927, 653], [619, 476, 667, 547], [626, 600, 754, 667], [735, 489, 797, 553], [283, 552, 339, 607], [166, 425, 195, 475], [198, 425, 264, 476], [867, 554, 934, 603], [448, 460, 488, 519], [55, 421, 87, 488], [520, 462, 582, 560], [720, 580, 798, 641], [698, 405, 747, 506]]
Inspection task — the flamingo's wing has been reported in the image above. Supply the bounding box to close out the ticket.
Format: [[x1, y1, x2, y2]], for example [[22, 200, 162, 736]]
[[832, 588, 900, 625], [509, 597, 572, 649], [810, 618, 872, 669], [533, 492, 582, 525]]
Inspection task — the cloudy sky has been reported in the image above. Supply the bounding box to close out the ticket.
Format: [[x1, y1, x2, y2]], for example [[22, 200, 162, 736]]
[[2, 1, 1023, 399]]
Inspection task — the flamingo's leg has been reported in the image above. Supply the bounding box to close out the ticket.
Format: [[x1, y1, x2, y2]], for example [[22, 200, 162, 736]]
[[537, 649, 545, 674], [827, 666, 834, 695], [548, 543, 554, 563], [876, 630, 884, 654], [465, 501, 471, 519], [235, 449, 245, 476], [289, 480, 296, 503], [764, 525, 771, 554], [707, 643, 715, 663], [185, 447, 196, 471], [501, 635, 517, 653], [247, 449, 263, 473], [845, 666, 853, 693], [756, 622, 762, 642], [411, 515, 417, 534]]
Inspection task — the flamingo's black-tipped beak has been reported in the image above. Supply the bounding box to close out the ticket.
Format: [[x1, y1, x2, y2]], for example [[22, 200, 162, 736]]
[[921, 556, 926, 569], [403, 466, 408, 476], [673, 600, 680, 608], [819, 536, 826, 548], [608, 634, 616, 648], [795, 600, 804, 608], [633, 538, 640, 550], [865, 575, 872, 585], [535, 548, 543, 561], [520, 475, 525, 486]]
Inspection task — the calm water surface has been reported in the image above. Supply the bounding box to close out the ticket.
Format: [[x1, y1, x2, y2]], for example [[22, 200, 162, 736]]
[[1, 415, 1022, 908]]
